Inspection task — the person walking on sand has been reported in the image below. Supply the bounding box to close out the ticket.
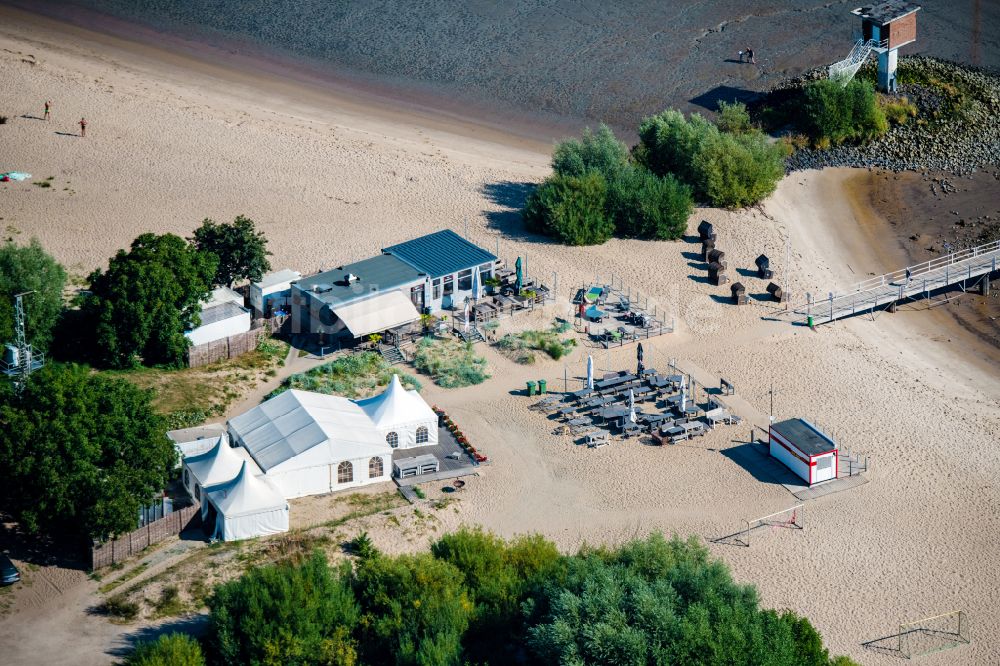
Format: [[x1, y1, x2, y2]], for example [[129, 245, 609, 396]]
[[44, 100, 51, 121], [747, 47, 756, 64], [78, 117, 87, 137]]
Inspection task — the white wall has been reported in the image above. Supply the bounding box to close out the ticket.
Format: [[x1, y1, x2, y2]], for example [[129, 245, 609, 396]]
[[769, 435, 811, 484], [186, 311, 251, 346], [266, 452, 392, 498], [380, 420, 438, 450], [812, 451, 837, 483]]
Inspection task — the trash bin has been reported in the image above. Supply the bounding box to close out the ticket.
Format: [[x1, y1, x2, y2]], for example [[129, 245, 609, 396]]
[[807, 315, 814, 328], [526, 380, 537, 397], [538, 379, 547, 394]]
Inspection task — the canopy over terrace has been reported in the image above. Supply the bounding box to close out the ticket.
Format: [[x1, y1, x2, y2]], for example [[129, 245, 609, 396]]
[[330, 290, 420, 339]]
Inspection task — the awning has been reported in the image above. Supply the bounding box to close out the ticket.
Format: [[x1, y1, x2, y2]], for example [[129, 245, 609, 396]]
[[333, 291, 420, 338]]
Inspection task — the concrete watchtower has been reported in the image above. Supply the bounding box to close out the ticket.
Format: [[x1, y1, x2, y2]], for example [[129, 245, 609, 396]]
[[851, 2, 921, 92]]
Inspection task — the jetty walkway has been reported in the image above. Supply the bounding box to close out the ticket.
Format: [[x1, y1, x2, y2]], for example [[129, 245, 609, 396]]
[[790, 240, 999, 325]]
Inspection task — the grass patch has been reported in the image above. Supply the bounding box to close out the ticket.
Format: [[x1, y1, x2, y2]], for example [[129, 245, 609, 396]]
[[878, 94, 918, 125], [270, 351, 420, 399], [496, 322, 577, 364], [114, 336, 288, 424], [98, 561, 149, 594], [412, 486, 426, 500], [150, 584, 186, 618], [322, 492, 408, 530], [412, 337, 489, 388], [99, 593, 140, 621]]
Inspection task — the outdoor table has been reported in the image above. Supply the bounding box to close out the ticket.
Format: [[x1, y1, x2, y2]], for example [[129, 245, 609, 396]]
[[643, 412, 671, 425], [558, 406, 577, 415], [647, 375, 670, 388], [665, 374, 683, 385], [641, 367, 658, 376], [622, 423, 642, 437], [632, 386, 654, 399], [571, 388, 595, 399], [599, 406, 630, 420]]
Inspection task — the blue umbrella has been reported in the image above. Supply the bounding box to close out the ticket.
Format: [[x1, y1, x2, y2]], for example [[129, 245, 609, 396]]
[[515, 257, 523, 292]]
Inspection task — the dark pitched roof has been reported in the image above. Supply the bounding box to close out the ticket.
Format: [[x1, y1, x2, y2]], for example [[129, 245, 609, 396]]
[[771, 419, 837, 456], [295, 254, 424, 307], [383, 229, 497, 279], [852, 2, 921, 25]]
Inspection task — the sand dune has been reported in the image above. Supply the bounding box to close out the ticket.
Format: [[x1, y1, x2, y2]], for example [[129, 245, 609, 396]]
[[1, 7, 998, 665]]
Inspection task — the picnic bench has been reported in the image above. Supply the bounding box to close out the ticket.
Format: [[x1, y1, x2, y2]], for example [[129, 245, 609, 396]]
[[586, 430, 611, 448]]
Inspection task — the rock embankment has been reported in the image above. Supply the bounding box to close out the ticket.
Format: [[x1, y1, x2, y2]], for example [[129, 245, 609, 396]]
[[783, 57, 1000, 176]]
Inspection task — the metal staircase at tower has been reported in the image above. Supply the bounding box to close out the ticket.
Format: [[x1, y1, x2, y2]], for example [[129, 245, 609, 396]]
[[827, 38, 884, 85]]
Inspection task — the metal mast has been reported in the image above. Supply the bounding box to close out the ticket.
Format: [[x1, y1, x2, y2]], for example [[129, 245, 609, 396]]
[[5, 291, 43, 394]]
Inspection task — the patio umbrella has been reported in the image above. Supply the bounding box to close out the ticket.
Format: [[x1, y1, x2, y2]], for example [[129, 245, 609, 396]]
[[515, 257, 523, 292], [471, 265, 480, 300], [636, 342, 645, 375], [680, 375, 687, 413], [586, 355, 594, 390], [578, 300, 586, 320], [628, 389, 637, 424], [463, 299, 471, 333]]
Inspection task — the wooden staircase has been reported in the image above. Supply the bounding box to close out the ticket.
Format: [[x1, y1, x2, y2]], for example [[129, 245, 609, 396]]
[[378, 344, 404, 365]]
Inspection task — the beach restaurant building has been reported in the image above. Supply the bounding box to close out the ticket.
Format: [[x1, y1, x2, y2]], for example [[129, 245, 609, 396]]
[[768, 418, 838, 486], [290, 230, 497, 342]]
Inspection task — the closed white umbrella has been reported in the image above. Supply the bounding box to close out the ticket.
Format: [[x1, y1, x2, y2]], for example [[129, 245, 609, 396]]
[[680, 375, 687, 413], [463, 299, 471, 333], [471, 265, 480, 300], [628, 389, 637, 424], [586, 355, 594, 390]]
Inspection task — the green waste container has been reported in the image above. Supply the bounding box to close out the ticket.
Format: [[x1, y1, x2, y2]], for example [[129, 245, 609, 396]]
[[538, 379, 547, 394], [807, 315, 814, 328], [526, 381, 537, 397]]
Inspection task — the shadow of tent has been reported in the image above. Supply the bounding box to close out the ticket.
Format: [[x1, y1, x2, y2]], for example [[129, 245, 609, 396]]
[[689, 85, 762, 112]]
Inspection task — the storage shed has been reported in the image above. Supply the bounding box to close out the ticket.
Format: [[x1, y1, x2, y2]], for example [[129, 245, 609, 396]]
[[186, 287, 251, 346], [249, 268, 301, 317], [769, 419, 838, 485]]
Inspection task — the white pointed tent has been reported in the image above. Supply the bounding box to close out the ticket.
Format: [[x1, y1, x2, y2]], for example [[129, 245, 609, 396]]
[[182, 434, 243, 500], [202, 461, 288, 541], [356, 375, 438, 449]]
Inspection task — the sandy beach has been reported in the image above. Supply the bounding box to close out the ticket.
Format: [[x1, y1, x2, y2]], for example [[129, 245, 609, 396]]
[[1, 4, 999, 665]]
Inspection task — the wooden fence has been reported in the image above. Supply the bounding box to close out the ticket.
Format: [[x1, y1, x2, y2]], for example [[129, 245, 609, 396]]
[[91, 504, 200, 570], [186, 316, 289, 368]]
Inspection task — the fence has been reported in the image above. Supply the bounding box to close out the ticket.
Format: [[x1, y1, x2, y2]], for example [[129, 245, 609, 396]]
[[91, 504, 199, 570], [187, 327, 265, 368]]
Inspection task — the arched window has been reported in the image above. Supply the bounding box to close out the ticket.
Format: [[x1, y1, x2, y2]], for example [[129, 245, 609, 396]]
[[416, 426, 429, 445], [386, 431, 399, 448], [194, 485, 201, 501], [183, 468, 190, 488], [369, 457, 384, 478], [337, 461, 354, 484]]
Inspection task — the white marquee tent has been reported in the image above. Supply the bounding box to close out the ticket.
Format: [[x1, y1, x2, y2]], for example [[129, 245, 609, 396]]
[[202, 461, 288, 541], [181, 433, 243, 500], [356, 374, 439, 449]]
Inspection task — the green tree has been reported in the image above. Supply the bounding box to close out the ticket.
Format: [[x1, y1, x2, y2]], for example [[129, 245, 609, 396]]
[[124, 632, 205, 666], [607, 166, 694, 239], [191, 215, 272, 288], [0, 363, 175, 541], [431, 527, 560, 663], [636, 108, 786, 208], [354, 552, 472, 666], [523, 172, 613, 245], [0, 238, 67, 352], [84, 233, 217, 368], [551, 124, 630, 181], [526, 533, 843, 666], [208, 550, 359, 666]]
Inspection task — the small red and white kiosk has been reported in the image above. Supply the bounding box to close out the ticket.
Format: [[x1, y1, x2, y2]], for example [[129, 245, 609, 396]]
[[769, 419, 838, 485]]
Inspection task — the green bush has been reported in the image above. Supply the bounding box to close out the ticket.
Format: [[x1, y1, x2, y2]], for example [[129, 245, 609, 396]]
[[799, 79, 888, 146], [879, 94, 918, 125], [124, 632, 205, 666], [270, 351, 420, 399], [523, 172, 613, 246], [637, 109, 786, 208], [496, 323, 576, 364], [412, 337, 489, 388], [208, 551, 360, 666], [715, 100, 753, 134], [607, 165, 693, 239], [101, 593, 140, 621], [551, 124, 629, 180]]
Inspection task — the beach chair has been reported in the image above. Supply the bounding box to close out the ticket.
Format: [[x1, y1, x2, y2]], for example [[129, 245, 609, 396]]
[[586, 430, 611, 448]]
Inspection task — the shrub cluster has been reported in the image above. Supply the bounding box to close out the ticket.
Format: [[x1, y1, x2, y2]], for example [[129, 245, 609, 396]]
[[636, 106, 788, 209], [523, 125, 694, 245], [188, 530, 858, 666], [412, 336, 489, 388], [796, 79, 889, 147], [270, 351, 420, 399]]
